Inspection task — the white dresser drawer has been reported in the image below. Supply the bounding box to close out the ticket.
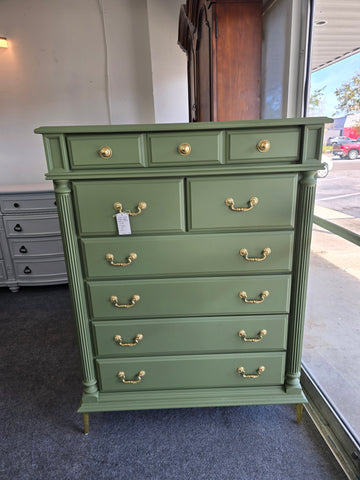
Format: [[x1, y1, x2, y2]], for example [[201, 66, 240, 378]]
[[0, 194, 57, 213], [14, 257, 67, 279], [4, 215, 61, 237], [9, 237, 64, 258]]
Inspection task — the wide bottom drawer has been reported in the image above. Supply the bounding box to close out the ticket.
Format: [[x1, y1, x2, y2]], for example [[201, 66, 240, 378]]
[[92, 315, 288, 356], [96, 352, 286, 392]]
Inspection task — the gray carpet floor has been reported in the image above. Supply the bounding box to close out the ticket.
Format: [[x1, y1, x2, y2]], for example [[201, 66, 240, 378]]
[[0, 284, 348, 480]]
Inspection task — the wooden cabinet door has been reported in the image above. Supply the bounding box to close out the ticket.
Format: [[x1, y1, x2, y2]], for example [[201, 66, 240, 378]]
[[213, 1, 262, 121], [196, 4, 212, 122]]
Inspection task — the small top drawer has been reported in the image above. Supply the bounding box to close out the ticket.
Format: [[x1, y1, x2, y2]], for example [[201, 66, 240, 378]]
[[67, 134, 146, 169], [73, 179, 185, 236], [228, 128, 300, 163], [0, 194, 57, 213], [188, 174, 297, 232], [149, 131, 221, 166]]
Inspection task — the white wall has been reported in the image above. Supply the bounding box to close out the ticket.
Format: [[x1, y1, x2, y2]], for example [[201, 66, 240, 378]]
[[147, 0, 188, 124], [0, 0, 188, 186]]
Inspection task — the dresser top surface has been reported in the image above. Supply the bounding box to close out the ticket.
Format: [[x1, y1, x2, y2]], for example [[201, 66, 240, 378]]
[[0, 184, 53, 194], [34, 117, 332, 135]]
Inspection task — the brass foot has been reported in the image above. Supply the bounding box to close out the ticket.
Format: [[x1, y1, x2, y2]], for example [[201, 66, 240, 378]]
[[83, 413, 89, 435], [296, 404, 304, 424]]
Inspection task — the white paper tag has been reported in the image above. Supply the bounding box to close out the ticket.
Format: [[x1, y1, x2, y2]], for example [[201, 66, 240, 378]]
[[115, 213, 131, 235]]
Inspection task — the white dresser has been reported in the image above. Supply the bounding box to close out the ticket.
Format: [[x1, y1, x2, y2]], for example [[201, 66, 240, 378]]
[[0, 184, 67, 292]]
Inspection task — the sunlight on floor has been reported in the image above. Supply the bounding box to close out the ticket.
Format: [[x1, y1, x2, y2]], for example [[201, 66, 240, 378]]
[[312, 207, 360, 281]]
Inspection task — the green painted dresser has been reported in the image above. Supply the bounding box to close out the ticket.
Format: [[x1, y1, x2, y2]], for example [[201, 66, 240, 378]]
[[35, 118, 330, 433]]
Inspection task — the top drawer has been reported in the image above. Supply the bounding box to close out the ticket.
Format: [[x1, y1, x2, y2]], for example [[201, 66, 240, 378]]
[[149, 131, 221, 166], [67, 134, 146, 169], [228, 128, 300, 163], [0, 194, 57, 213]]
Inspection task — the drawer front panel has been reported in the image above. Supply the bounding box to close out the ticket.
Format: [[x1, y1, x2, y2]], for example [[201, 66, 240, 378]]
[[4, 215, 61, 237], [188, 174, 297, 231], [87, 275, 291, 319], [73, 179, 185, 235], [0, 261, 6, 280], [228, 128, 300, 163], [0, 195, 57, 213], [149, 132, 221, 166], [92, 315, 288, 356], [14, 258, 67, 278], [10, 237, 64, 258], [81, 231, 293, 279], [67, 134, 146, 169], [96, 352, 286, 392]]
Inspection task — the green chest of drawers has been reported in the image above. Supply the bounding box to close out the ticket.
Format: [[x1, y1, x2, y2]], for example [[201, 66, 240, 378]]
[[36, 118, 329, 431]]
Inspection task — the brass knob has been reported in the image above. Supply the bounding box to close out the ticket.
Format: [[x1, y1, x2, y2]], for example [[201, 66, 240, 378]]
[[137, 201, 147, 211], [177, 143, 191, 156], [99, 146, 112, 159], [256, 140, 270, 153]]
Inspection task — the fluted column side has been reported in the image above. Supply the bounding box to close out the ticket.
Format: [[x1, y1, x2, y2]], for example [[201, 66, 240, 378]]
[[286, 171, 317, 392], [54, 180, 98, 398]]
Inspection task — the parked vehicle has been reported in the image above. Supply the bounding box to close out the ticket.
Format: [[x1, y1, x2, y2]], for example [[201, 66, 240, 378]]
[[333, 141, 360, 159], [329, 136, 353, 145], [317, 154, 334, 178]]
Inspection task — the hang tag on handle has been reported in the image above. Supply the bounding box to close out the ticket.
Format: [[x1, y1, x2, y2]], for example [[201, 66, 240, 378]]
[[115, 213, 131, 235]]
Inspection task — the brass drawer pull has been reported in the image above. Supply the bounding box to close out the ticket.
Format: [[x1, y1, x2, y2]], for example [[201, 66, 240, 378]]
[[110, 294, 140, 308], [238, 329, 267, 342], [14, 224, 23, 232], [114, 334, 143, 346], [117, 370, 146, 384], [113, 201, 147, 216], [256, 139, 270, 152], [177, 143, 191, 156], [106, 252, 137, 266], [240, 247, 271, 262], [225, 196, 258, 212], [237, 366, 265, 378], [99, 146, 112, 159], [239, 290, 269, 304]]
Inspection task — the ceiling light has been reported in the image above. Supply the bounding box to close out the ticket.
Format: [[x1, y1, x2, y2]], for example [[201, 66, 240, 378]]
[[0, 37, 8, 48]]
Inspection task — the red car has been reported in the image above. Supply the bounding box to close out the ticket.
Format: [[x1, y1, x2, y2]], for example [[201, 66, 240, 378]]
[[333, 141, 360, 159]]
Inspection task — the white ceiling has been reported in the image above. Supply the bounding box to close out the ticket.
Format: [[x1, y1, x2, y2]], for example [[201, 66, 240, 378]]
[[311, 0, 360, 71]]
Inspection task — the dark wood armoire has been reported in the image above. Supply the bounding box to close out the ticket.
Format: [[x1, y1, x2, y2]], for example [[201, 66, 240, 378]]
[[178, 0, 262, 122]]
